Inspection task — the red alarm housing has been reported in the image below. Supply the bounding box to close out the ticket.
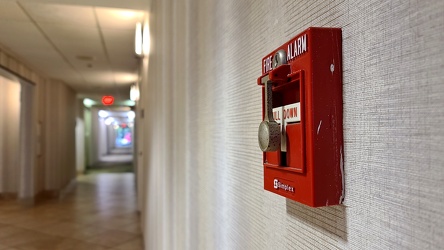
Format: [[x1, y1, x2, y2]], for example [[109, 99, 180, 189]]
[[257, 27, 343, 207]]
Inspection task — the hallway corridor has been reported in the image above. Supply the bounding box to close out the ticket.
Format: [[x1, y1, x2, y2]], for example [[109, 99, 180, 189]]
[[0, 173, 143, 250]]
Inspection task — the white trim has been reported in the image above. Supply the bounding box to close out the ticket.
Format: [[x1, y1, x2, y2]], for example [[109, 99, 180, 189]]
[[0, 66, 21, 83]]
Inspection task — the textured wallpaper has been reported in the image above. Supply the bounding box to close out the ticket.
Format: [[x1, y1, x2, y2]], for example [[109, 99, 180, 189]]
[[140, 0, 444, 249]]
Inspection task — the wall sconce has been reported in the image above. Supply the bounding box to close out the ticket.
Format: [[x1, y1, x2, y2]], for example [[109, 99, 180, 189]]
[[135, 20, 150, 56], [130, 84, 140, 101], [135, 22, 143, 56], [83, 98, 95, 108]]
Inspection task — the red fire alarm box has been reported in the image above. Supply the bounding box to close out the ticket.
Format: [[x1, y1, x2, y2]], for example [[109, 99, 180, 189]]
[[257, 27, 343, 207]]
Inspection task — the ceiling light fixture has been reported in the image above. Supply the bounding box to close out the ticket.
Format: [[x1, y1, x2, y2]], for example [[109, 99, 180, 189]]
[[83, 98, 95, 108], [127, 111, 135, 121], [124, 100, 136, 106], [105, 117, 115, 125], [98, 110, 109, 118]]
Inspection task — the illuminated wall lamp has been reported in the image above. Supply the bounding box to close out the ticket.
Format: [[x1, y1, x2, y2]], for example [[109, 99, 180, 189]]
[[135, 22, 143, 56], [135, 21, 150, 56], [130, 84, 140, 101]]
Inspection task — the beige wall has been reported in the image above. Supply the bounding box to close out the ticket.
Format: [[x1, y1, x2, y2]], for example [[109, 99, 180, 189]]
[[44, 80, 76, 191], [0, 76, 20, 194], [75, 98, 86, 174], [140, 0, 444, 249], [0, 47, 77, 198]]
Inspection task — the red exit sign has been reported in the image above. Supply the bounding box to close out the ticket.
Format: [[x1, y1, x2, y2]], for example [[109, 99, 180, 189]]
[[102, 96, 114, 106]]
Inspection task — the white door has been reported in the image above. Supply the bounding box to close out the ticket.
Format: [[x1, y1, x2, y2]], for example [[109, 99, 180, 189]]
[[18, 80, 35, 204]]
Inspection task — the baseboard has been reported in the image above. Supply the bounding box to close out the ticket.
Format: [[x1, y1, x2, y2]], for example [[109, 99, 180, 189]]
[[0, 192, 18, 200], [1, 178, 77, 205], [1, 192, 34, 206], [34, 190, 53, 203], [34, 178, 77, 203], [58, 178, 76, 200]]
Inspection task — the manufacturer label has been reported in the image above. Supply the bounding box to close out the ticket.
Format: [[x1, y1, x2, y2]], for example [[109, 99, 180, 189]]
[[273, 179, 295, 193]]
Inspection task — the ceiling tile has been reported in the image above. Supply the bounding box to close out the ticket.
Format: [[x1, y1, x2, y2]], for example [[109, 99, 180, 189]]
[[109, 59, 139, 72], [24, 54, 71, 69], [80, 70, 114, 84], [26, 60, 79, 81], [101, 28, 138, 72], [21, 3, 96, 26], [0, 2, 30, 21], [75, 62, 111, 72], [14, 0, 147, 11], [39, 23, 100, 42], [47, 69, 84, 83], [70, 58, 108, 70], [95, 8, 144, 30], [102, 28, 134, 51], [113, 71, 138, 84], [0, 21, 52, 51], [53, 39, 104, 58], [0, 2, 146, 96]]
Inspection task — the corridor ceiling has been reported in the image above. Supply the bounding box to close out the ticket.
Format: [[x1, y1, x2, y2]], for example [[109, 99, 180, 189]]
[[0, 0, 147, 101]]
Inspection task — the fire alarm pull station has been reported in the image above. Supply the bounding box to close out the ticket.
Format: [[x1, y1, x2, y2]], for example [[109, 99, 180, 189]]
[[257, 27, 344, 207]]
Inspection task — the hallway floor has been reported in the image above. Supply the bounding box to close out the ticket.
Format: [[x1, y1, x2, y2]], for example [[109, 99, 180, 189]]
[[0, 173, 143, 250]]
